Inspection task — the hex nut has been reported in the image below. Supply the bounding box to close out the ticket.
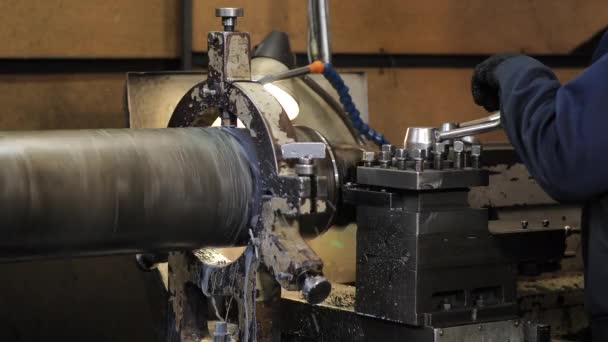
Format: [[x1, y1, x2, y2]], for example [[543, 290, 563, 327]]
[[433, 142, 446, 154], [378, 151, 392, 162], [394, 148, 407, 159], [453, 141, 465, 153], [381, 144, 394, 153], [362, 151, 376, 162], [471, 145, 483, 157]]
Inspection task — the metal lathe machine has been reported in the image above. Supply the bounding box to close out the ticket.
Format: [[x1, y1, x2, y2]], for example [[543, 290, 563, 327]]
[[0, 6, 585, 342]]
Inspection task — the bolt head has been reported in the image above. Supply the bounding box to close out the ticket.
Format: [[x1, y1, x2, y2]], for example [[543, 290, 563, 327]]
[[394, 148, 407, 159], [215, 7, 244, 17], [362, 151, 376, 163], [453, 141, 465, 153], [521, 220, 529, 229], [471, 144, 483, 157], [381, 144, 393, 153], [433, 142, 446, 154], [378, 151, 391, 162]]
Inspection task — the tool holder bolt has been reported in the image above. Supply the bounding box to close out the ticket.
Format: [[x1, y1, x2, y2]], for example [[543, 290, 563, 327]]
[[394, 148, 407, 170], [452, 141, 464, 169], [362, 151, 376, 167], [378, 151, 392, 168], [471, 144, 482, 169], [215, 7, 244, 31], [432, 142, 446, 170], [381, 144, 394, 154], [411, 149, 426, 172]]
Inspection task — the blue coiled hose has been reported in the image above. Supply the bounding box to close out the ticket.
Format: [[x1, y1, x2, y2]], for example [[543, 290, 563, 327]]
[[321, 63, 389, 146]]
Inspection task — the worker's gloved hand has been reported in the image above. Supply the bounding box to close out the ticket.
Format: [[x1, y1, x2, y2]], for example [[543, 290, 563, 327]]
[[471, 53, 519, 112]]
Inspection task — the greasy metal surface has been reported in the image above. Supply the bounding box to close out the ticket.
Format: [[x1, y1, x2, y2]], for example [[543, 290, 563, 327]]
[[164, 22, 368, 340], [280, 283, 433, 341], [469, 145, 559, 207], [168, 246, 258, 342], [282, 141, 584, 340], [281, 284, 520, 342], [353, 182, 517, 326], [518, 273, 586, 337], [433, 320, 523, 342], [280, 276, 583, 341], [0, 127, 253, 260], [356, 167, 489, 190]]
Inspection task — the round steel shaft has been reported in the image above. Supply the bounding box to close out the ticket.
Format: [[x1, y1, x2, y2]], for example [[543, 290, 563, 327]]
[[0, 127, 255, 261]]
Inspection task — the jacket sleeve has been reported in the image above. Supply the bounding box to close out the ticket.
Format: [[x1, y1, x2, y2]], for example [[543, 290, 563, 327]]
[[496, 53, 608, 202]]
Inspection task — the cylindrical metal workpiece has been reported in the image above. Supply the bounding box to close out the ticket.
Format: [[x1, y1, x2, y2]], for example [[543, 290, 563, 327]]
[[0, 127, 256, 261]]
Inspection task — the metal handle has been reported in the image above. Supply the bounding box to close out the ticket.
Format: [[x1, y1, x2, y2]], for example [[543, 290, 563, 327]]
[[436, 111, 501, 141], [459, 111, 501, 128]]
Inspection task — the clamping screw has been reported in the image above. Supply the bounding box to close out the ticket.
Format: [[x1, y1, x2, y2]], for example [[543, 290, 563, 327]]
[[411, 149, 426, 172], [381, 144, 394, 154], [215, 7, 244, 32], [471, 144, 483, 169], [394, 148, 407, 170], [432, 142, 446, 170], [378, 150, 392, 168], [453, 141, 464, 169], [362, 151, 376, 167]]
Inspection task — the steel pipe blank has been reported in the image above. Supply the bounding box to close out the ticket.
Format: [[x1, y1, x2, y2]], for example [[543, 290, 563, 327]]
[[0, 127, 255, 261]]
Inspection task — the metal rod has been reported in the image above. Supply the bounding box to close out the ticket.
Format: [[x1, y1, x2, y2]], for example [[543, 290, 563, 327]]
[[317, 0, 331, 63], [436, 118, 502, 141], [307, 0, 332, 63], [0, 127, 255, 261], [459, 111, 501, 128], [256, 65, 312, 84]]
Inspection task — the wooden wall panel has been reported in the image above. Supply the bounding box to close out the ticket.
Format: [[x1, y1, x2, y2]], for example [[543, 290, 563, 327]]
[[358, 67, 583, 143], [0, 0, 180, 57], [194, 0, 608, 54], [0, 74, 126, 130], [0, 1, 604, 57]]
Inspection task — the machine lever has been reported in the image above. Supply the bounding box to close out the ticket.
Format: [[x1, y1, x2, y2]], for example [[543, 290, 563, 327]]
[[436, 111, 501, 141]]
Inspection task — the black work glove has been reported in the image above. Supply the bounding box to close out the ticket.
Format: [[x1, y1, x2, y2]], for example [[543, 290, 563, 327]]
[[471, 53, 519, 112]]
